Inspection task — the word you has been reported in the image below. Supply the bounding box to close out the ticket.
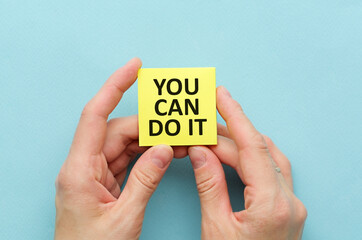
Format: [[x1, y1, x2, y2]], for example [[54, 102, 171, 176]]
[[149, 78, 207, 136]]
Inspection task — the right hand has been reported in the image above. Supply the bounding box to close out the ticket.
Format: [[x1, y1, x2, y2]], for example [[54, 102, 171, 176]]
[[188, 86, 307, 240]]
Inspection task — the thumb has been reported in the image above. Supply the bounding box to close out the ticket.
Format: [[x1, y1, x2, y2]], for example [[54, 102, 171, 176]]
[[117, 144, 173, 212], [188, 146, 232, 217]]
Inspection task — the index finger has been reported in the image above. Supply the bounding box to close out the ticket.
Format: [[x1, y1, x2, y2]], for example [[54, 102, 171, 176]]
[[70, 58, 142, 156], [216, 86, 278, 191]]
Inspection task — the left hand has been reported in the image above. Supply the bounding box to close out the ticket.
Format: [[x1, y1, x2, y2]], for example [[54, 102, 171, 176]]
[[54, 58, 187, 240]]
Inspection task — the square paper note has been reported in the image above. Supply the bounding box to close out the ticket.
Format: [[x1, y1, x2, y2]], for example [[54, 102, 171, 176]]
[[138, 67, 217, 146]]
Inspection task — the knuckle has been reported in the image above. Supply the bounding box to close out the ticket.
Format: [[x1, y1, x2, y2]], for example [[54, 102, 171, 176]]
[[238, 133, 269, 161], [268, 196, 293, 227], [285, 159, 292, 174], [81, 102, 103, 120], [196, 175, 221, 197], [226, 108, 244, 125], [262, 134, 273, 146], [250, 132, 268, 150], [270, 195, 308, 228], [55, 163, 85, 192], [247, 194, 306, 233], [133, 168, 158, 192], [295, 198, 308, 223], [300, 206, 308, 222], [243, 186, 261, 208], [285, 157, 292, 169], [55, 168, 73, 193], [232, 100, 244, 114], [107, 118, 117, 127], [55, 168, 67, 189], [81, 103, 93, 117]]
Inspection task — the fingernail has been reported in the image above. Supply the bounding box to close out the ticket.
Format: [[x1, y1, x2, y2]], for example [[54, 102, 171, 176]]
[[221, 86, 232, 98], [188, 147, 206, 169], [151, 145, 172, 169]]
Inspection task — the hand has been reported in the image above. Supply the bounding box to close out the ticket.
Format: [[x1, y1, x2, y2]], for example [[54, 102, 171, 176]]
[[188, 86, 307, 240], [54, 58, 187, 240]]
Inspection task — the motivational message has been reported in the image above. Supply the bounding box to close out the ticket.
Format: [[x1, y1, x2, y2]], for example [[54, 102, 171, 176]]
[[138, 67, 217, 146]]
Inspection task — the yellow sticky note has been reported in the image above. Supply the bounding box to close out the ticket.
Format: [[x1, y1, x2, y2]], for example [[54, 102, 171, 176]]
[[138, 67, 217, 146]]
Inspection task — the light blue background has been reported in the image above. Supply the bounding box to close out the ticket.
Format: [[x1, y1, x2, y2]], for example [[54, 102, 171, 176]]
[[1, 1, 361, 239]]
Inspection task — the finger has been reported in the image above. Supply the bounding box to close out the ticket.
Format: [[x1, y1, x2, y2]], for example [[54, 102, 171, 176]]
[[115, 170, 128, 187], [104, 115, 143, 162], [104, 115, 188, 163], [110, 142, 186, 187], [209, 135, 239, 169], [117, 145, 173, 213], [211, 132, 293, 191], [263, 135, 293, 191], [173, 146, 188, 159], [216, 86, 278, 191], [102, 168, 121, 198], [71, 58, 142, 156], [188, 146, 232, 217], [217, 123, 231, 138], [108, 141, 145, 175], [108, 139, 187, 177]]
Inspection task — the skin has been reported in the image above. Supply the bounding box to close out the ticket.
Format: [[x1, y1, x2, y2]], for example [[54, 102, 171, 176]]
[[55, 58, 307, 240], [188, 86, 307, 240], [55, 58, 188, 240]]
